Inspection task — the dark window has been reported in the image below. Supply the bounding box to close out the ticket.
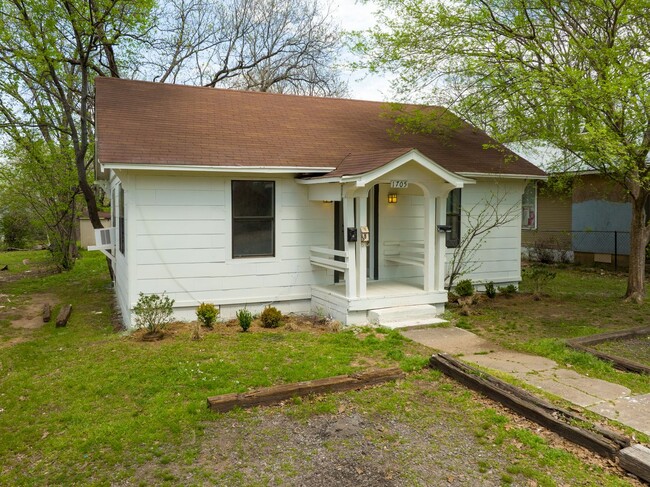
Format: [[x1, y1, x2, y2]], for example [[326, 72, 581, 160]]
[[119, 185, 125, 255], [232, 180, 275, 258], [446, 189, 461, 248]]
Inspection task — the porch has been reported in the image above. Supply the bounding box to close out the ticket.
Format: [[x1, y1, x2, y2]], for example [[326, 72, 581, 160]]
[[311, 279, 447, 326], [299, 149, 474, 326]]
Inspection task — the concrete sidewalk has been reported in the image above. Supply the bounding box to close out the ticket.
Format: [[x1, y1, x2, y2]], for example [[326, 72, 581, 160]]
[[402, 327, 650, 436]]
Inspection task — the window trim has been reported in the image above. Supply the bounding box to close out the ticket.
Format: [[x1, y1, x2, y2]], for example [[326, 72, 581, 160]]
[[446, 188, 461, 248], [231, 180, 276, 259], [118, 185, 125, 255], [522, 181, 537, 230]]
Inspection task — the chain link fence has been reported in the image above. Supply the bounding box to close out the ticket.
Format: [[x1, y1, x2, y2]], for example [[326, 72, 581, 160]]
[[523, 230, 631, 270]]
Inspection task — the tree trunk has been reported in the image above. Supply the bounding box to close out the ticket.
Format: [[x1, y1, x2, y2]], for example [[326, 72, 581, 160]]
[[625, 192, 649, 303]]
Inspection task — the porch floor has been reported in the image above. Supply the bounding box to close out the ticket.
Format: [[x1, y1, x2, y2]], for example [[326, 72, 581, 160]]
[[311, 279, 448, 325], [313, 280, 427, 299]]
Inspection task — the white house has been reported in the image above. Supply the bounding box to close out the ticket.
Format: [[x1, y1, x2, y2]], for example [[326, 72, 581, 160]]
[[93, 78, 545, 328]]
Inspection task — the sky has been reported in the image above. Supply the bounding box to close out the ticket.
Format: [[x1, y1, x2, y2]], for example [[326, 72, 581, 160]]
[[330, 0, 394, 102]]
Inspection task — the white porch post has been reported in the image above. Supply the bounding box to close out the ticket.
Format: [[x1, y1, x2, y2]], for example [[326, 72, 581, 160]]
[[423, 194, 436, 291], [343, 196, 357, 299], [434, 196, 447, 291], [355, 196, 367, 298]]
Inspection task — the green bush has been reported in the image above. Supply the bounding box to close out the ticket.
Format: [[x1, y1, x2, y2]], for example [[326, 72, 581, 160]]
[[196, 302, 219, 329], [133, 292, 175, 333], [523, 265, 557, 297], [454, 279, 475, 297], [484, 281, 496, 299], [236, 308, 253, 332], [260, 306, 283, 328], [498, 284, 518, 296], [0, 211, 32, 248]]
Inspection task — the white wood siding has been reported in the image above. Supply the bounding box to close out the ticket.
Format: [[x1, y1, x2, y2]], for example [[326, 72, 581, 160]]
[[110, 173, 130, 324], [377, 183, 425, 285], [126, 173, 332, 325], [446, 179, 526, 285]]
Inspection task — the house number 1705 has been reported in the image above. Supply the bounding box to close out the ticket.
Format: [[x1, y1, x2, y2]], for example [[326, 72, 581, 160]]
[[390, 180, 409, 189]]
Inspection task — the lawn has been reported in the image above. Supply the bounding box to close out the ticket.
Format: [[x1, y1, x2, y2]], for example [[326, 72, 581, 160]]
[[0, 251, 641, 485], [451, 265, 650, 395]]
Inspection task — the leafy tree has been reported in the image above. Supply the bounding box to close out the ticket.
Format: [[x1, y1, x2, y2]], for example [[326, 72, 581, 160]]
[[0, 0, 346, 273], [357, 0, 650, 301], [0, 0, 155, 269], [0, 142, 80, 269]]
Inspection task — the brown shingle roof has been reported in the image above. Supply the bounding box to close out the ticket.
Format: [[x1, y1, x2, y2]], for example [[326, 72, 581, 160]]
[[95, 77, 545, 177]]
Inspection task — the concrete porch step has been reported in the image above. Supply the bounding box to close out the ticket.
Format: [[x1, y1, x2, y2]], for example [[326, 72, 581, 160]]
[[368, 304, 446, 330]]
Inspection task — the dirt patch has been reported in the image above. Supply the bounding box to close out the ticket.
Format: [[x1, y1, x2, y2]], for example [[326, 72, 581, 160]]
[[0, 264, 58, 283], [7, 293, 58, 330], [127, 377, 642, 486]]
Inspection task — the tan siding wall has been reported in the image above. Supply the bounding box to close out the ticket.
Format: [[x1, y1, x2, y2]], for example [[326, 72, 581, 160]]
[[522, 184, 572, 248]]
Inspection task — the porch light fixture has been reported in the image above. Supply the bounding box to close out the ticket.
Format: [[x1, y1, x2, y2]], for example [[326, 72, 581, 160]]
[[387, 193, 397, 204]]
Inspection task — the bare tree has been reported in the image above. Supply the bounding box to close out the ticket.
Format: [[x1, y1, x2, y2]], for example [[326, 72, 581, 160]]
[[446, 188, 520, 289], [140, 0, 346, 96]]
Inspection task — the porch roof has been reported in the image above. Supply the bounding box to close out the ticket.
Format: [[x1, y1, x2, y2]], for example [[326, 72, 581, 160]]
[[298, 148, 475, 188]]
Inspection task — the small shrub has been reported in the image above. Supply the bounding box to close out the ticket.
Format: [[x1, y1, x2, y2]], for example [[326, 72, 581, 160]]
[[523, 265, 557, 298], [260, 306, 283, 328], [484, 281, 497, 299], [498, 284, 518, 296], [133, 292, 175, 334], [196, 302, 219, 329], [236, 308, 252, 332], [454, 279, 475, 297]]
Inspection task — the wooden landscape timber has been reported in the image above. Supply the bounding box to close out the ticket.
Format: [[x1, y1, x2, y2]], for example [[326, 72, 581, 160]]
[[42, 303, 51, 323], [567, 327, 650, 375], [207, 368, 405, 413], [619, 445, 650, 483], [55, 304, 72, 328], [429, 354, 629, 458]]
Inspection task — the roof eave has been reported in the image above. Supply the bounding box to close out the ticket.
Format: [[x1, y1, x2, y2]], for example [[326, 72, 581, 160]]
[[457, 172, 548, 180], [100, 162, 335, 174]]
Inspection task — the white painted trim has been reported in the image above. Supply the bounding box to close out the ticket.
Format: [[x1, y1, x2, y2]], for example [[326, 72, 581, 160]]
[[125, 174, 139, 311], [343, 197, 357, 299], [297, 149, 475, 188], [225, 176, 282, 264], [297, 177, 343, 185], [132, 293, 312, 309], [354, 150, 475, 188], [101, 162, 334, 174], [457, 172, 547, 180]]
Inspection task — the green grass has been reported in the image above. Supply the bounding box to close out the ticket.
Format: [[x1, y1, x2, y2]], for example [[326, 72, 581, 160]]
[[0, 251, 430, 484], [0, 252, 641, 485], [453, 265, 650, 394]]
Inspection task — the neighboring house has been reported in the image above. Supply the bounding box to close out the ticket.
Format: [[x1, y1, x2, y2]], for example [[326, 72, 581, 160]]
[[522, 172, 649, 268], [94, 78, 545, 328], [78, 211, 111, 249]]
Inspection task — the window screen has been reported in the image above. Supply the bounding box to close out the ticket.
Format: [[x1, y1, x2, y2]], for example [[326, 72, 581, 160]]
[[232, 181, 275, 258], [446, 189, 461, 248], [119, 185, 125, 255]]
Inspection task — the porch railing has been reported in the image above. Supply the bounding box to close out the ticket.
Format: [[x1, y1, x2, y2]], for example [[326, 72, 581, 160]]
[[310, 247, 349, 273], [384, 241, 425, 267]]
